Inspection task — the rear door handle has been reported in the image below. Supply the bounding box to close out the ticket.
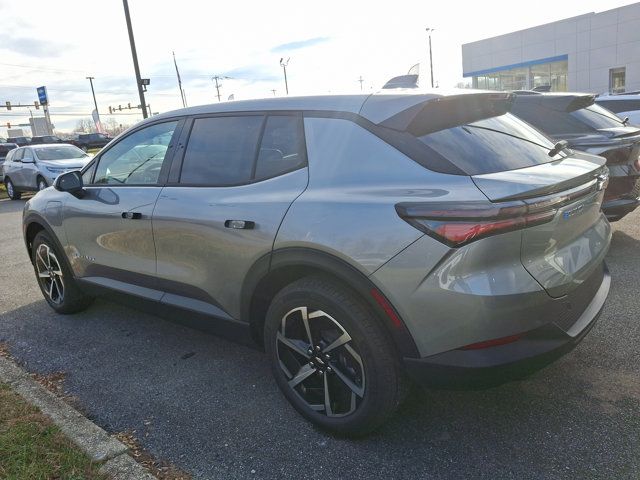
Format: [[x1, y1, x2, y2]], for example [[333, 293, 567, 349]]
[[122, 212, 142, 220], [224, 220, 255, 229]]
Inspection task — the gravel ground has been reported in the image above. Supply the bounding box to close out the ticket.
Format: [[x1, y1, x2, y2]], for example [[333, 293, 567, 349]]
[[0, 197, 638, 480]]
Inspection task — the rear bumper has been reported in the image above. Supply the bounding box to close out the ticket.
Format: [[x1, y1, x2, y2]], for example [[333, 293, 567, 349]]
[[403, 266, 611, 389]]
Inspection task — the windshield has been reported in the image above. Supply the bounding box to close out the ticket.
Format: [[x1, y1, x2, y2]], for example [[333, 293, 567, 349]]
[[416, 113, 565, 175], [571, 104, 627, 129], [34, 146, 87, 161]]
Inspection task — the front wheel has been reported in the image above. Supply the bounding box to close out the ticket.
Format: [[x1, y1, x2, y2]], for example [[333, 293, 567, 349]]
[[37, 177, 48, 191], [5, 178, 21, 200], [32, 231, 93, 314], [264, 276, 405, 436]]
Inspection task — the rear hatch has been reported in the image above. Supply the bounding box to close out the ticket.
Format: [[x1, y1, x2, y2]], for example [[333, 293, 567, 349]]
[[380, 92, 612, 298], [472, 151, 610, 297]]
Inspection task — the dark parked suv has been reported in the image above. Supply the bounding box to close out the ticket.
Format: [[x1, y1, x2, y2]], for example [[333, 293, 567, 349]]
[[30, 135, 65, 145], [511, 91, 640, 221], [0, 143, 18, 181], [72, 133, 112, 151], [7, 136, 32, 147], [23, 91, 611, 435]]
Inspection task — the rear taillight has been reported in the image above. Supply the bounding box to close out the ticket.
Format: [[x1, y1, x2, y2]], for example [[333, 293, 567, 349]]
[[396, 177, 603, 248], [395, 200, 555, 247]]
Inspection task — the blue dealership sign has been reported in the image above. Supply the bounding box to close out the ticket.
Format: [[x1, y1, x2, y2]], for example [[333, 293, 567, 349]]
[[37, 86, 48, 105]]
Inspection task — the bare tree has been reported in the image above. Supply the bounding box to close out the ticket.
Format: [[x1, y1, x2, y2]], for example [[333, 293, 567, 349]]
[[73, 118, 94, 133]]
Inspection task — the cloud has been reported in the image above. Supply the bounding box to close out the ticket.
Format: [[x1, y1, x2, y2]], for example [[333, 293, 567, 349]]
[[0, 34, 67, 58], [271, 36, 330, 53]]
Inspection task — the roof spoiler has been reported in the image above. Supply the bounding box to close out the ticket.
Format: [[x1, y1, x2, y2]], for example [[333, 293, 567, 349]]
[[513, 92, 595, 112], [379, 92, 514, 135], [382, 74, 419, 89]]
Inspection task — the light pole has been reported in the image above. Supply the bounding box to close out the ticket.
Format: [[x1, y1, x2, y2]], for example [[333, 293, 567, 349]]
[[122, 0, 148, 118], [426, 28, 435, 88], [280, 58, 290, 95], [86, 76, 101, 130]]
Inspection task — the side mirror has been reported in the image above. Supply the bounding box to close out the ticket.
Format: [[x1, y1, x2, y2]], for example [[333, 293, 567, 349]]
[[55, 170, 83, 194]]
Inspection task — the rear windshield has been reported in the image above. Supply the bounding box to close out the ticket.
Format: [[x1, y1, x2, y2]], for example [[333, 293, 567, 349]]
[[34, 146, 86, 160], [416, 113, 564, 175], [570, 104, 626, 129]]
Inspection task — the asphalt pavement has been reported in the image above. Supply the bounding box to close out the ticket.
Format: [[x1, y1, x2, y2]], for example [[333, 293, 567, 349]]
[[0, 197, 638, 480]]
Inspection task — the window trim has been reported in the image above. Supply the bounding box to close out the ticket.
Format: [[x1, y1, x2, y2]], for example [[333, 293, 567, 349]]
[[82, 117, 185, 187], [167, 111, 309, 188]]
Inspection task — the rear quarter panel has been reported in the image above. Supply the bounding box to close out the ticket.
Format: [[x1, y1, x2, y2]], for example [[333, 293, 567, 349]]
[[275, 117, 487, 273]]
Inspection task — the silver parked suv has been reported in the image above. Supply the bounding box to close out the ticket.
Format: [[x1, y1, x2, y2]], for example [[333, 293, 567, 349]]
[[23, 91, 612, 435], [4, 144, 91, 199]]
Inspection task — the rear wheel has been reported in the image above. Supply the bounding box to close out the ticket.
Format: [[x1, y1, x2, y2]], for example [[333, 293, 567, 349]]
[[265, 276, 404, 436], [32, 231, 93, 314], [5, 178, 21, 200]]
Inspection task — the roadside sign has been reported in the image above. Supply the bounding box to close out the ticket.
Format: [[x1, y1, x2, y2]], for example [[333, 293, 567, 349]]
[[37, 86, 48, 105]]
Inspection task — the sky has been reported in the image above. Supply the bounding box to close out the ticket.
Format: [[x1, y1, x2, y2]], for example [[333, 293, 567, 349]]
[[0, 0, 637, 134]]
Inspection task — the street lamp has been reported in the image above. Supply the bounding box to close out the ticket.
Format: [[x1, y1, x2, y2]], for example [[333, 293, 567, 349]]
[[280, 58, 290, 95], [425, 28, 435, 88]]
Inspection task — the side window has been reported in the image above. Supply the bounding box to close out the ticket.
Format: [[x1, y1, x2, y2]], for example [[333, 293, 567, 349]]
[[82, 161, 96, 185], [255, 115, 305, 180], [13, 149, 24, 161], [93, 121, 178, 185], [180, 116, 263, 185]]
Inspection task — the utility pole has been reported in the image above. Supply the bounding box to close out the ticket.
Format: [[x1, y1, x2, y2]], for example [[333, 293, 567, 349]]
[[280, 58, 290, 95], [426, 27, 435, 88], [358, 76, 364, 91], [270, 89, 277, 96], [211, 76, 231, 102], [122, 0, 148, 118]]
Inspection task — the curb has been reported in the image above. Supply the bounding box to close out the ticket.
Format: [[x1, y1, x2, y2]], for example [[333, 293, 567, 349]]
[[0, 355, 156, 479]]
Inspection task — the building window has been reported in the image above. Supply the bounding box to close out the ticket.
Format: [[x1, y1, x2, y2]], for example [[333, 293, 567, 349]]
[[610, 67, 626, 94], [471, 59, 567, 92]]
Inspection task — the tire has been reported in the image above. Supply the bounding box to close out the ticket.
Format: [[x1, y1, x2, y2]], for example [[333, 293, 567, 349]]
[[37, 177, 48, 191], [32, 231, 93, 314], [5, 178, 21, 200], [264, 276, 405, 436]]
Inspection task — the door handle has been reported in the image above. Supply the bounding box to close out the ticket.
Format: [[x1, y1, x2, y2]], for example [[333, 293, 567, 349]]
[[122, 212, 142, 220], [224, 220, 255, 229]]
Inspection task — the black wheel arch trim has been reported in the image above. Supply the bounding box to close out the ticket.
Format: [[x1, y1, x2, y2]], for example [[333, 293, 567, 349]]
[[241, 246, 420, 359], [23, 213, 66, 266]]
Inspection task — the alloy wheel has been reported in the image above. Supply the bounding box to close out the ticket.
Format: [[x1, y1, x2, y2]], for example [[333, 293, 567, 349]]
[[38, 179, 47, 191], [276, 306, 365, 417], [35, 243, 64, 305], [6, 181, 14, 197]]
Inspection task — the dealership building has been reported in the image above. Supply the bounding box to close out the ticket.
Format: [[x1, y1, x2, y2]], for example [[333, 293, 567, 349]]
[[462, 3, 640, 94]]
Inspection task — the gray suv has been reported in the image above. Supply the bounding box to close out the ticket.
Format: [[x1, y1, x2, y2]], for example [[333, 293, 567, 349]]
[[4, 144, 91, 199], [23, 91, 612, 435]]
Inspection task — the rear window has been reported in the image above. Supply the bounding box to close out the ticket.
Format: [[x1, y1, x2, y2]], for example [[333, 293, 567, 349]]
[[416, 113, 563, 175], [570, 104, 626, 129], [180, 116, 263, 185]]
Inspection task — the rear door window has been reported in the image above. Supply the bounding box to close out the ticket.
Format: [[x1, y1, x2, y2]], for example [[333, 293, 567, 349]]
[[180, 116, 263, 185], [416, 113, 563, 175]]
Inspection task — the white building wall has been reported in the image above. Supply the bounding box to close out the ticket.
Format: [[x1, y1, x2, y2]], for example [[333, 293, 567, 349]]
[[462, 2, 640, 93]]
